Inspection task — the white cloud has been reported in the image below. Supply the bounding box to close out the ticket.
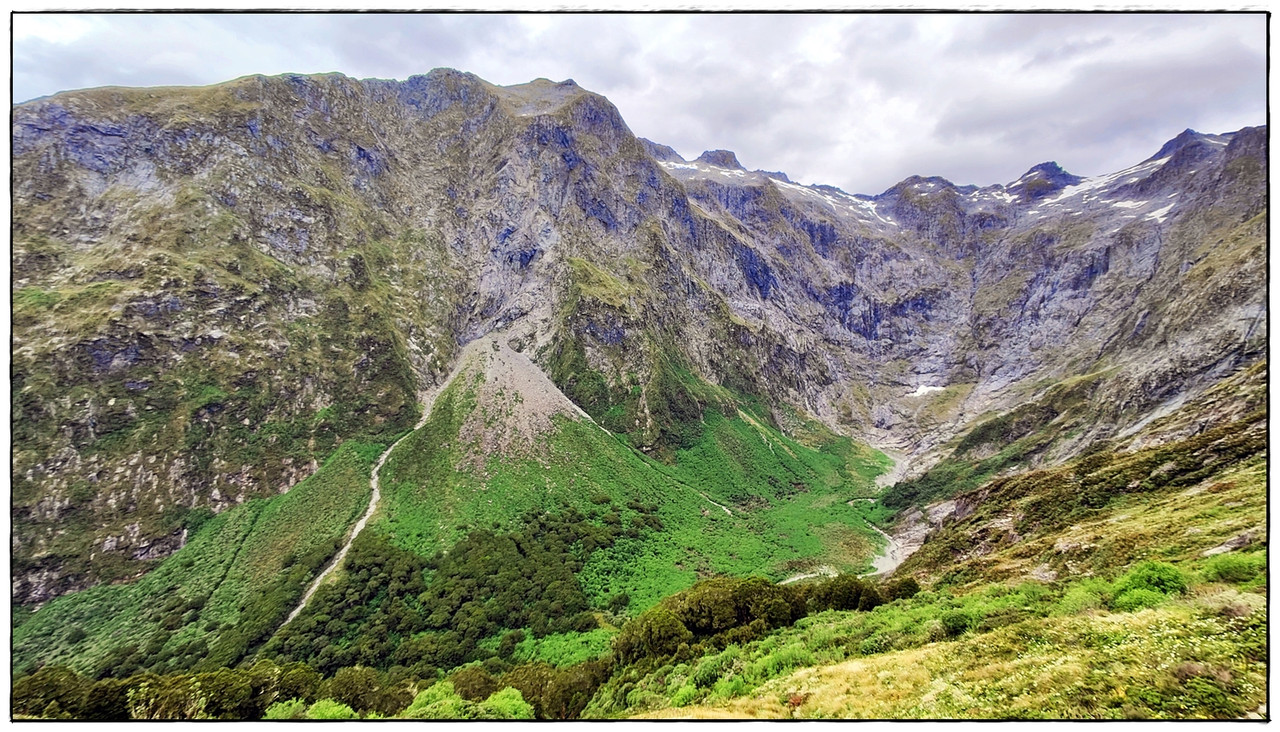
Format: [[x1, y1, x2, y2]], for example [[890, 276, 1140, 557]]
[[13, 14, 102, 44]]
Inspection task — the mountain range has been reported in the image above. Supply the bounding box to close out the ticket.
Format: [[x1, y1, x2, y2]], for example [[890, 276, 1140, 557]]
[[10, 69, 1267, 720]]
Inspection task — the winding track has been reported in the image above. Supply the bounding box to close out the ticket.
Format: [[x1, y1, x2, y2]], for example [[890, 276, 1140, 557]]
[[280, 360, 462, 628], [281, 426, 417, 627]]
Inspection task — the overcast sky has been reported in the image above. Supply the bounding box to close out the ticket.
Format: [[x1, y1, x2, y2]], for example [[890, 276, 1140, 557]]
[[12, 12, 1267, 195]]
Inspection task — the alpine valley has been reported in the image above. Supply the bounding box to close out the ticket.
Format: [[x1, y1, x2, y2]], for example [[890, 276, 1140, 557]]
[[11, 70, 1267, 720]]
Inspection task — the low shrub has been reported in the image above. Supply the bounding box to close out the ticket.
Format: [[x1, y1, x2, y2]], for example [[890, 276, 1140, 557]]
[[670, 685, 701, 707], [858, 633, 893, 656], [1112, 588, 1166, 612], [1117, 562, 1187, 596], [1202, 553, 1265, 584], [263, 698, 307, 720], [306, 699, 359, 720], [940, 610, 976, 638], [708, 675, 748, 700]]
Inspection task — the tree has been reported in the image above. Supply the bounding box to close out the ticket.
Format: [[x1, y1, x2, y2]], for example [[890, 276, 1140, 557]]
[[12, 666, 88, 718], [884, 577, 920, 600], [193, 669, 251, 720], [81, 678, 131, 721], [264, 698, 308, 720], [614, 607, 693, 663], [476, 687, 535, 720], [277, 662, 322, 704], [322, 666, 380, 713], [127, 674, 209, 720], [450, 665, 499, 702], [398, 681, 475, 719]]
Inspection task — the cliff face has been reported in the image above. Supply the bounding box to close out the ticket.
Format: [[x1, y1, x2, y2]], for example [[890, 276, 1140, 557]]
[[10, 69, 1266, 603]]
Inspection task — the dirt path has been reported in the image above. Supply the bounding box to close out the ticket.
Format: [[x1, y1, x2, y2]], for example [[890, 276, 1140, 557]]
[[281, 424, 418, 627], [698, 491, 733, 515], [780, 565, 837, 585], [280, 348, 473, 629]]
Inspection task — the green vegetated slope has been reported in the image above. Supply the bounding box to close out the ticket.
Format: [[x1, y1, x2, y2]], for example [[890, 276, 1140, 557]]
[[375, 355, 891, 612], [12, 441, 383, 677], [616, 363, 1267, 719], [11, 363, 1267, 720]]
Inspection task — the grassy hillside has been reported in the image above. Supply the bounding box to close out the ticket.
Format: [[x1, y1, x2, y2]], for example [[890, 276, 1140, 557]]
[[12, 440, 383, 676], [637, 592, 1265, 719], [375, 361, 891, 612]]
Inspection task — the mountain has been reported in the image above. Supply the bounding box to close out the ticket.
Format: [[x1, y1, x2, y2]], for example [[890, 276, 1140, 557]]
[[10, 70, 1267, 720]]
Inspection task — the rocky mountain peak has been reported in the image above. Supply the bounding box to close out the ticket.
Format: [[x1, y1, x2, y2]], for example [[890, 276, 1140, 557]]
[[696, 149, 745, 169], [1006, 161, 1082, 200], [1149, 127, 1213, 161], [8, 69, 1268, 609], [1024, 161, 1080, 185]]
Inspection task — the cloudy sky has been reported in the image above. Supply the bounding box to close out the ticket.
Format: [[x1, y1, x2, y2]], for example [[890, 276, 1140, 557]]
[[12, 12, 1267, 195]]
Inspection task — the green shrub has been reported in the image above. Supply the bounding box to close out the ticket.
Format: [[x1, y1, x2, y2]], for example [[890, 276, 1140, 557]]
[[1180, 675, 1242, 718], [306, 699, 359, 720], [1118, 562, 1187, 596], [264, 698, 308, 720], [476, 688, 536, 720], [1202, 553, 1265, 584], [884, 577, 920, 601], [858, 633, 893, 655], [748, 644, 815, 681], [690, 646, 739, 688], [940, 610, 975, 637], [1055, 584, 1105, 615], [708, 675, 748, 700], [671, 685, 701, 707], [614, 607, 693, 663], [1112, 588, 1166, 612]]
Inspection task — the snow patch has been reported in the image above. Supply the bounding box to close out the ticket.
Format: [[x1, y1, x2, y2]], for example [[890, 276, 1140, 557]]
[[1146, 203, 1176, 223], [909, 385, 945, 397], [1040, 156, 1171, 206]]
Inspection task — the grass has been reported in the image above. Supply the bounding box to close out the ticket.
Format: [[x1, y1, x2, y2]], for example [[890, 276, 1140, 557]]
[[897, 410, 1267, 589], [640, 595, 1264, 719], [10, 224, 421, 599], [584, 392, 1267, 720], [567, 256, 634, 308], [607, 561, 1265, 720]]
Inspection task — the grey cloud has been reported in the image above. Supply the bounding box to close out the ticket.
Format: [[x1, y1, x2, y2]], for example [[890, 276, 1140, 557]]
[[935, 38, 1263, 153], [1023, 36, 1114, 68], [11, 13, 1267, 196]]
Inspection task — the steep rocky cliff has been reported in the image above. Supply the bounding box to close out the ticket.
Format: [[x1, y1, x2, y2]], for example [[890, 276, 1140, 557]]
[[10, 69, 1266, 604]]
